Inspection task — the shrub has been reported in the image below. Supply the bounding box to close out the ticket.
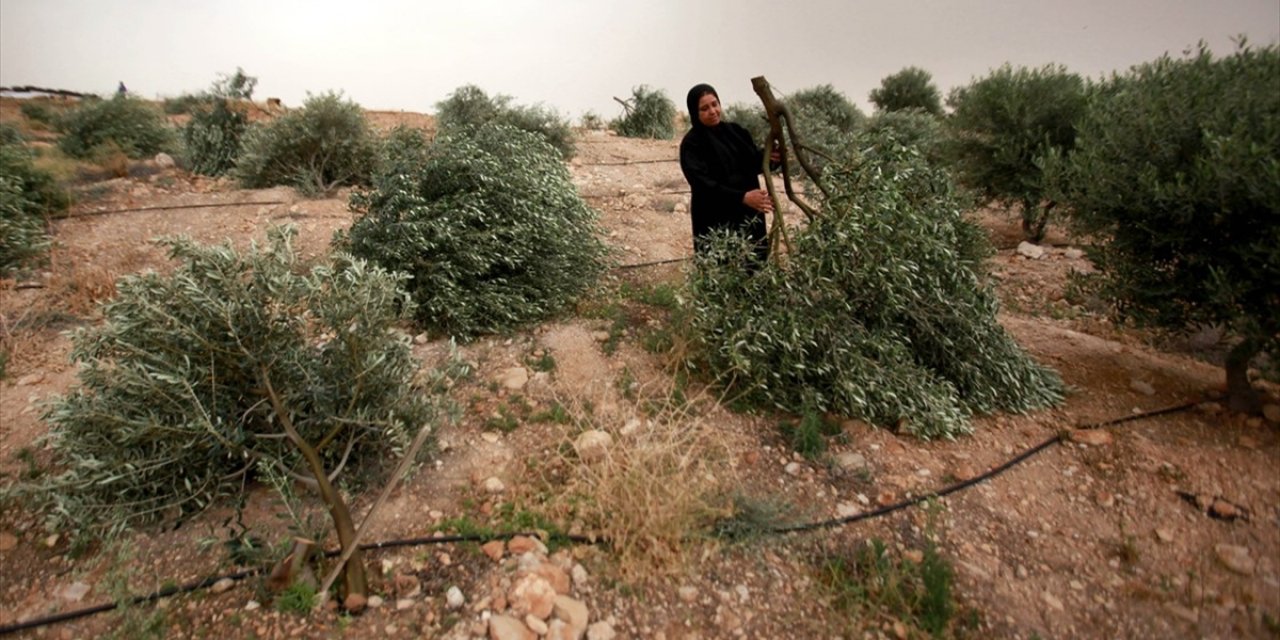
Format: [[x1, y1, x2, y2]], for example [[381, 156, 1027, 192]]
[[859, 109, 946, 163], [783, 85, 865, 180], [31, 226, 434, 535], [681, 132, 1059, 439], [0, 141, 71, 274], [182, 68, 257, 176], [57, 95, 175, 159], [869, 66, 944, 116], [234, 92, 377, 194], [945, 64, 1087, 241], [436, 85, 575, 158], [162, 93, 210, 115], [1050, 42, 1280, 411], [610, 85, 677, 140], [723, 102, 768, 146], [345, 122, 606, 338], [19, 101, 59, 127]]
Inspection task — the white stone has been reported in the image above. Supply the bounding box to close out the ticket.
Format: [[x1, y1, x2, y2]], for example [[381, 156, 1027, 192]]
[[574, 430, 614, 463], [784, 462, 802, 476], [154, 152, 176, 168], [483, 477, 506, 493], [586, 621, 617, 640], [1064, 248, 1084, 260], [244, 600, 261, 611], [835, 503, 859, 518], [1041, 590, 1064, 612], [211, 577, 235, 594], [1016, 241, 1045, 259], [499, 367, 530, 390], [58, 581, 90, 602], [1129, 379, 1156, 396], [367, 595, 384, 608], [1215, 544, 1256, 576], [570, 564, 589, 588], [396, 598, 415, 611], [833, 451, 867, 472], [446, 585, 465, 609]]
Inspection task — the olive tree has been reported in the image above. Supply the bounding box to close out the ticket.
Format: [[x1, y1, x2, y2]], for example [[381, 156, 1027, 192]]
[[1050, 42, 1279, 411], [946, 64, 1087, 241], [869, 66, 944, 116]]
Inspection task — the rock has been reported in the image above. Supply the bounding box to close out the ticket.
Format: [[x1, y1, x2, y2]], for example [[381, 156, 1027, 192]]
[[1095, 490, 1116, 508], [510, 574, 557, 619], [903, 549, 924, 564], [677, 585, 698, 603], [1214, 544, 1256, 576], [570, 564, 589, 588], [1154, 528, 1174, 543], [1069, 429, 1113, 446], [674, 202, 688, 214], [586, 621, 617, 640], [245, 600, 261, 611], [1209, 500, 1240, 520], [951, 463, 979, 482], [1041, 590, 1064, 612], [833, 451, 867, 473], [552, 595, 589, 635], [1064, 248, 1084, 260], [344, 593, 367, 613], [1016, 241, 1045, 259], [784, 462, 802, 476], [367, 595, 384, 608], [446, 585, 466, 609], [0, 532, 17, 551], [43, 533, 59, 548], [875, 490, 898, 507], [482, 540, 506, 561], [1129, 379, 1156, 396], [414, 333, 430, 345], [1166, 603, 1199, 624], [835, 502, 859, 518], [508, 535, 546, 556], [483, 477, 506, 493], [535, 562, 572, 595], [525, 614, 549, 635], [591, 331, 610, 343], [211, 577, 236, 594], [489, 614, 536, 640], [16, 372, 44, 386], [154, 152, 176, 168], [1263, 404, 1280, 424], [574, 430, 614, 463], [396, 598, 415, 611], [499, 367, 530, 391], [59, 581, 91, 602]]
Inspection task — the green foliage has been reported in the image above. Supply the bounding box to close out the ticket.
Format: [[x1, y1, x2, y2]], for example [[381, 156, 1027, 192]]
[[780, 409, 842, 459], [724, 102, 768, 146], [33, 227, 433, 535], [436, 85, 575, 159], [784, 85, 865, 179], [1051, 42, 1280, 379], [182, 68, 258, 176], [0, 141, 70, 274], [610, 85, 677, 140], [57, 95, 175, 159], [274, 583, 318, 614], [945, 64, 1087, 241], [234, 92, 377, 194], [345, 122, 606, 338], [820, 539, 960, 638], [681, 133, 1059, 439], [163, 93, 211, 115], [0, 123, 23, 146], [870, 66, 945, 116], [860, 109, 946, 164], [19, 101, 59, 126]]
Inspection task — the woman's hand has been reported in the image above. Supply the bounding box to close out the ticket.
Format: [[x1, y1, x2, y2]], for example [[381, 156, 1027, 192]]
[[743, 189, 774, 213]]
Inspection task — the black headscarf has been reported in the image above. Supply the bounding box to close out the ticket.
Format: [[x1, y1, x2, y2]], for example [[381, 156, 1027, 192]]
[[686, 83, 718, 131]]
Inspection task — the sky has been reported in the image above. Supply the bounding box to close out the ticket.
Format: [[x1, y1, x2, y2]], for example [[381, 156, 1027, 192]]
[[2, 0, 1277, 119]]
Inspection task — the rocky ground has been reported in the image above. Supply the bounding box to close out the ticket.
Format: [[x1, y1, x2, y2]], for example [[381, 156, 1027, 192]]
[[1, 109, 1278, 640]]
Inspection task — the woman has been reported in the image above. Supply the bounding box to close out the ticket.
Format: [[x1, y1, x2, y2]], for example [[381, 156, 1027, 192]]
[[679, 83, 778, 265]]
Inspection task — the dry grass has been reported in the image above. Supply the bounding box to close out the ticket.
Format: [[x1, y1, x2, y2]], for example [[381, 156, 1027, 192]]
[[525, 381, 743, 578]]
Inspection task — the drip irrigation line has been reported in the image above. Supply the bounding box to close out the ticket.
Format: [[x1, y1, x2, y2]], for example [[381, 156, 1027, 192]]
[[0, 401, 1196, 635], [611, 257, 690, 271], [582, 189, 689, 198], [60, 201, 289, 219], [772, 400, 1198, 535], [582, 159, 678, 166]]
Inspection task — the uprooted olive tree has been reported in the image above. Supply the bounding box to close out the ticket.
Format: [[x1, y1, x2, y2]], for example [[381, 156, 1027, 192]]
[[28, 227, 443, 603], [678, 78, 1063, 439]]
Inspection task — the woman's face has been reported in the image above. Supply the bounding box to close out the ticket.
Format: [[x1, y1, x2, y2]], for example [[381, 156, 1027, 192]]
[[697, 93, 721, 127]]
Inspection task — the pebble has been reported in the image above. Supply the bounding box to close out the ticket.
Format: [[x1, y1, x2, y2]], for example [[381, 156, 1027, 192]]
[[832, 451, 867, 473], [344, 593, 367, 613], [367, 595, 384, 608], [1129, 379, 1156, 396], [446, 585, 465, 609], [1263, 404, 1280, 424], [1166, 603, 1200, 624], [59, 582, 90, 602], [1069, 429, 1113, 446], [16, 372, 45, 386], [508, 535, 546, 555], [1155, 528, 1174, 543], [1016, 241, 1045, 260], [211, 577, 235, 594], [678, 585, 698, 603], [483, 477, 506, 493], [1041, 590, 1065, 612], [482, 540, 506, 561], [245, 600, 261, 611], [587, 620, 617, 640], [489, 614, 535, 640], [574, 430, 614, 463], [396, 598, 415, 611], [499, 367, 529, 390], [1214, 544, 1256, 575], [0, 532, 17, 551], [1209, 500, 1240, 520], [951, 463, 979, 482], [835, 503, 859, 518], [571, 564, 590, 588]]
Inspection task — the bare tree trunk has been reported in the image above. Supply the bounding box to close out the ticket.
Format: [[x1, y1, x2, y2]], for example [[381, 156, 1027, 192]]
[[1225, 338, 1262, 413]]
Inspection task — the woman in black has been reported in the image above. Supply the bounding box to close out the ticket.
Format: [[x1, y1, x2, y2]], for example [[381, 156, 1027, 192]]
[[679, 83, 777, 264]]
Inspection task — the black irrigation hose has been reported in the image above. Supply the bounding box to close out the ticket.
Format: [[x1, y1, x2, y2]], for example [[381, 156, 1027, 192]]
[[772, 401, 1198, 534], [611, 257, 690, 271], [60, 201, 289, 219], [0, 401, 1197, 636], [583, 159, 678, 166]]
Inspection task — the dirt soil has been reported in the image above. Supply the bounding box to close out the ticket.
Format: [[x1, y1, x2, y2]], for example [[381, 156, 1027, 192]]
[[1, 112, 1278, 640]]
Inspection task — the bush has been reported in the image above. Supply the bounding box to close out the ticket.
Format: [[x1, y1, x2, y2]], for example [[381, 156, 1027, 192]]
[[869, 67, 944, 116], [783, 85, 865, 179], [1050, 42, 1280, 411], [162, 93, 210, 115], [859, 110, 946, 163], [32, 227, 433, 535], [57, 95, 175, 159], [234, 92, 377, 194], [681, 131, 1059, 439], [610, 85, 677, 140], [182, 68, 258, 176], [19, 101, 59, 127], [723, 102, 768, 146], [0, 141, 71, 274], [345, 122, 606, 337], [436, 85, 575, 159], [945, 64, 1087, 241]]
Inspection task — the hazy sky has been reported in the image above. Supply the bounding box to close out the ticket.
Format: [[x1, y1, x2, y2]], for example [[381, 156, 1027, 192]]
[[2, 0, 1277, 119]]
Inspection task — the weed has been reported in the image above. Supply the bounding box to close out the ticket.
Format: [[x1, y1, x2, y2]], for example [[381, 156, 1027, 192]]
[[617, 367, 638, 402], [484, 403, 520, 433], [102, 543, 169, 640], [780, 409, 843, 459], [528, 351, 557, 373], [819, 538, 960, 638], [530, 401, 573, 425], [712, 493, 801, 541], [15, 447, 42, 481], [273, 583, 317, 614]]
